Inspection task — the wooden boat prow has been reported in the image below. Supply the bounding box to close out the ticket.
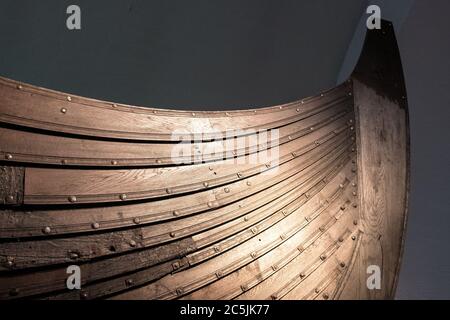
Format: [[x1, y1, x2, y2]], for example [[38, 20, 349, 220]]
[[0, 20, 408, 300]]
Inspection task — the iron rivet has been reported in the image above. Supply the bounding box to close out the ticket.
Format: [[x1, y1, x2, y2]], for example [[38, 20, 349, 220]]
[[176, 288, 184, 295], [214, 246, 220, 253], [155, 159, 162, 164], [203, 182, 209, 187], [129, 240, 137, 247], [241, 285, 248, 291], [282, 210, 287, 216], [350, 126, 354, 131], [349, 119, 353, 124], [170, 232, 176, 238], [310, 126, 314, 131], [288, 135, 292, 140], [315, 141, 320, 145], [265, 163, 271, 168], [60, 108, 67, 114], [226, 112, 230, 116], [348, 92, 352, 96], [340, 262, 346, 268], [120, 194, 127, 200], [68, 196, 77, 203], [300, 273, 305, 278], [279, 106, 283, 109], [351, 147, 355, 152], [207, 201, 214, 208], [111, 160, 118, 165], [224, 187, 230, 193], [320, 255, 326, 261], [291, 152, 297, 157], [251, 252, 257, 258], [209, 166, 213, 171], [246, 181, 252, 186], [216, 271, 223, 278], [126, 279, 134, 286], [67, 96, 72, 101], [353, 220, 358, 226], [352, 191, 357, 196], [69, 252, 79, 260], [315, 288, 320, 294], [42, 226, 51, 234], [339, 184, 344, 188], [320, 93, 324, 97], [352, 182, 357, 187], [298, 246, 304, 252], [6, 195, 14, 203], [9, 288, 19, 296], [319, 227, 325, 232], [173, 262, 180, 270], [338, 237, 344, 242], [340, 205, 346, 211], [92, 222, 100, 229], [353, 203, 358, 208], [271, 294, 278, 300], [191, 112, 196, 117], [351, 235, 356, 241], [17, 85, 22, 90], [253, 110, 257, 113], [5, 153, 12, 160], [251, 227, 257, 234], [6, 259, 14, 267], [272, 265, 278, 271], [296, 108, 300, 112], [166, 188, 172, 194], [244, 216, 249, 222], [237, 172, 243, 178], [301, 100, 304, 104], [323, 293, 329, 300], [280, 234, 286, 240], [80, 291, 88, 299], [61, 159, 67, 165], [173, 210, 179, 216]]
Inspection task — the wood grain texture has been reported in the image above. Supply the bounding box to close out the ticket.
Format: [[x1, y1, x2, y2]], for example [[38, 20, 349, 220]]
[[0, 19, 408, 300]]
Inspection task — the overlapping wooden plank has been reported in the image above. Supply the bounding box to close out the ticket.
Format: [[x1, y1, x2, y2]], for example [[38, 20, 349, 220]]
[[0, 76, 351, 141], [234, 202, 357, 300], [182, 164, 356, 300], [282, 228, 361, 300], [0, 136, 354, 270], [0, 238, 195, 299], [108, 151, 354, 300], [39, 157, 355, 300], [0, 99, 351, 166], [21, 115, 354, 205]]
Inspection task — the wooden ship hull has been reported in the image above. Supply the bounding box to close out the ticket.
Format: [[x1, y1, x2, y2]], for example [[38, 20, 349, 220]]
[[0, 20, 409, 300]]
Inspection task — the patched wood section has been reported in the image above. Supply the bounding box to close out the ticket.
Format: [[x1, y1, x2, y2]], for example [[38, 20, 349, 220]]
[[0, 166, 24, 205]]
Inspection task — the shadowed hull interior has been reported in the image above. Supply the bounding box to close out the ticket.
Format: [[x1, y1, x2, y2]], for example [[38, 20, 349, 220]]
[[0, 20, 408, 300]]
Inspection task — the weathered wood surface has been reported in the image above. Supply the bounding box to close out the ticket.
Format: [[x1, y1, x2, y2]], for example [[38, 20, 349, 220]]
[[0, 20, 408, 300]]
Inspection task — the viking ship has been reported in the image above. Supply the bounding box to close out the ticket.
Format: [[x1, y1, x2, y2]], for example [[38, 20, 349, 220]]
[[0, 20, 409, 300]]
